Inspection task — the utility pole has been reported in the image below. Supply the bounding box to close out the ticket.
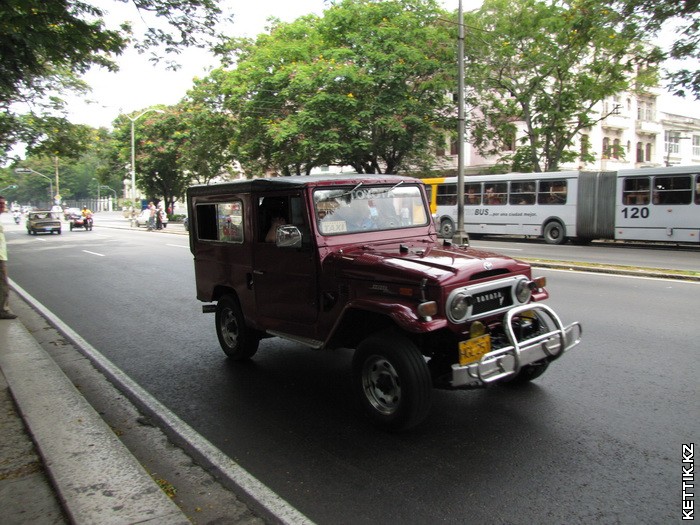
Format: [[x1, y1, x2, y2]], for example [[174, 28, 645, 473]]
[[452, 0, 469, 246]]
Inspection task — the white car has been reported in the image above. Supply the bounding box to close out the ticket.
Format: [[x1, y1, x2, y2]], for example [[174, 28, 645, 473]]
[[135, 209, 168, 228]]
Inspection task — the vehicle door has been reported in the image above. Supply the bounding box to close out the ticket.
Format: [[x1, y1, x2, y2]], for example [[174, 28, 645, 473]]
[[252, 191, 319, 332]]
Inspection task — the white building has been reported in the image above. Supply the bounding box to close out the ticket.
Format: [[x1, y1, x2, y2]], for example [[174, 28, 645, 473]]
[[432, 88, 700, 174]]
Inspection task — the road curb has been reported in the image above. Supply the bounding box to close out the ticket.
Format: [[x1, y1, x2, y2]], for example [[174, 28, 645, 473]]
[[9, 280, 314, 525], [0, 318, 190, 525], [525, 260, 700, 282]]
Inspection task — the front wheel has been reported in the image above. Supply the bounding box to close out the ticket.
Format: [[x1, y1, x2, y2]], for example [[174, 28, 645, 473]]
[[215, 295, 259, 360], [439, 217, 454, 239], [352, 331, 432, 431]]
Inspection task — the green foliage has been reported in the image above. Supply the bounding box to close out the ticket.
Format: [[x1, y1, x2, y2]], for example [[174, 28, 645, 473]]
[[0, 0, 226, 162], [464, 0, 660, 172], [612, 0, 699, 99], [212, 0, 455, 175]]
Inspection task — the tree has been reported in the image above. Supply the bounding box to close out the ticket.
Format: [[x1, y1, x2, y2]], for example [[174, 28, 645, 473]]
[[114, 108, 190, 211], [463, 0, 661, 172], [612, 0, 699, 100], [214, 0, 456, 175], [0, 0, 225, 162]]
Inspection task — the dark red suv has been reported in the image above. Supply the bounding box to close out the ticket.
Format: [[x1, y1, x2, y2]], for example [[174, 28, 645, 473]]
[[187, 174, 581, 430]]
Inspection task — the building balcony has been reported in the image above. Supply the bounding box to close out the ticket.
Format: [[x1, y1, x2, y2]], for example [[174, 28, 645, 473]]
[[636, 120, 663, 134]]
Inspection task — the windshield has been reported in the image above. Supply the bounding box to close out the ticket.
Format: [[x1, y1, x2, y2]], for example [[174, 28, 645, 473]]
[[313, 184, 428, 235]]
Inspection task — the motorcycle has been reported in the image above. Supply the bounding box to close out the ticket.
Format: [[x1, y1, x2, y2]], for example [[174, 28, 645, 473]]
[[13, 211, 21, 224], [69, 213, 93, 231]]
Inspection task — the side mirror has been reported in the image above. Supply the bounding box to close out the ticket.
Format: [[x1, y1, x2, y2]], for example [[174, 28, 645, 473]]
[[276, 225, 302, 248]]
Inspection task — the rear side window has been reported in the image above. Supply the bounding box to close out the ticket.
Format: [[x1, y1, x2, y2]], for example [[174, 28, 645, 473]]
[[196, 201, 244, 243], [653, 176, 692, 205]]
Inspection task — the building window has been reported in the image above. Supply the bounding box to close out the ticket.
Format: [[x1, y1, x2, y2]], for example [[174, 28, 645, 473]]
[[613, 138, 621, 159], [602, 137, 610, 159], [580, 134, 590, 159], [450, 138, 459, 156], [645, 143, 652, 162], [665, 131, 680, 154], [693, 136, 700, 158], [636, 142, 643, 163]]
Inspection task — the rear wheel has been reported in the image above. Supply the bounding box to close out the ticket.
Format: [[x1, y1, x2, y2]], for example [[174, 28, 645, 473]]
[[215, 295, 259, 360], [352, 331, 432, 431], [543, 221, 566, 245]]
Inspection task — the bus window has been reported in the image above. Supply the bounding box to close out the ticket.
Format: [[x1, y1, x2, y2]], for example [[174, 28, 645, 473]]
[[465, 183, 482, 205], [538, 180, 567, 204], [484, 182, 507, 205], [653, 176, 692, 205], [622, 177, 650, 205], [509, 181, 536, 205], [437, 183, 457, 206], [695, 175, 700, 205]]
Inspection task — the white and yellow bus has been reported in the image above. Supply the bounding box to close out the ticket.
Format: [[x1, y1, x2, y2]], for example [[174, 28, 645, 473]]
[[422, 165, 700, 245]]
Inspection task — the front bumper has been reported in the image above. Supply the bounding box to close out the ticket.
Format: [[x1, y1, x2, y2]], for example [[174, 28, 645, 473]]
[[451, 303, 582, 388]]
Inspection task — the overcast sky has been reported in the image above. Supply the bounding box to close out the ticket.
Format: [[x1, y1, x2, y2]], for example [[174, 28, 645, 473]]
[[64, 0, 699, 129]]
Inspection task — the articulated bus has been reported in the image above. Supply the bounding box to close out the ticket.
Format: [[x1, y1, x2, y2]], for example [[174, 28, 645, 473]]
[[423, 165, 700, 244]]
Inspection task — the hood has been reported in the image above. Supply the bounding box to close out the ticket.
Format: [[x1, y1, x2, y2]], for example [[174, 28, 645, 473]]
[[325, 240, 531, 286]]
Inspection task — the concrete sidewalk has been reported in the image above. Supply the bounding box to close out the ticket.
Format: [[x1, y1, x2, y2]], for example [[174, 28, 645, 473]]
[[0, 288, 307, 525], [0, 311, 190, 524]]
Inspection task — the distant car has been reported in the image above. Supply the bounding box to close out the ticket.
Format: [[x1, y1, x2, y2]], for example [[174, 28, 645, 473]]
[[26, 211, 61, 235], [134, 209, 168, 228], [183, 217, 189, 231]]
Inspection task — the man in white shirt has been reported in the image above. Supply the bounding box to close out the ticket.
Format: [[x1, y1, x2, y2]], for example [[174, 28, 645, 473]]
[[0, 195, 18, 319]]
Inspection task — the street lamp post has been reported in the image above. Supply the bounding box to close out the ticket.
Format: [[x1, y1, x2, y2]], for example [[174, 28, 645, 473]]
[[14, 168, 53, 205], [126, 108, 164, 226]]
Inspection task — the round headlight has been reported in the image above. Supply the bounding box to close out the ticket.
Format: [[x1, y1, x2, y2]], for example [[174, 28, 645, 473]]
[[515, 279, 532, 304], [449, 292, 471, 322]]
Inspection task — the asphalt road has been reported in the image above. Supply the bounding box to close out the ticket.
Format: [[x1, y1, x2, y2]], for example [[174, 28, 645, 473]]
[[4, 214, 699, 524]]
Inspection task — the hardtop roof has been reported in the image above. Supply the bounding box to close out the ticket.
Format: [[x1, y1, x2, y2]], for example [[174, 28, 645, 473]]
[[187, 173, 423, 197]]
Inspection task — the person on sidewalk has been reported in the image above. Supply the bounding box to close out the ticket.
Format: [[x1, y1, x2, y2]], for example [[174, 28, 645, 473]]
[[0, 195, 18, 319]]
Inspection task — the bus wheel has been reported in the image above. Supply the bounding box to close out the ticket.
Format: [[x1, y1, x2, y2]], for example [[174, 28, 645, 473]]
[[543, 221, 566, 245], [439, 218, 454, 239]]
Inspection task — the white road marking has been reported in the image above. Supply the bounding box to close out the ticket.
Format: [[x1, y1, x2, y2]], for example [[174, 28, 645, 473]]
[[82, 250, 105, 257], [166, 244, 188, 248]]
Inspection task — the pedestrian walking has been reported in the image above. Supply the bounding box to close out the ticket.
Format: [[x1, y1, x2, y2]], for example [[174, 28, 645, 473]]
[[147, 202, 156, 231], [156, 203, 164, 230], [0, 195, 18, 319]]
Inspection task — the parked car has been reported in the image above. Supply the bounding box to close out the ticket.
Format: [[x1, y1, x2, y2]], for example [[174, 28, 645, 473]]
[[186, 175, 582, 431], [134, 208, 168, 228], [26, 211, 61, 235]]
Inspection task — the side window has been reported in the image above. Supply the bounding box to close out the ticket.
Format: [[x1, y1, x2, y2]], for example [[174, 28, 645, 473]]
[[622, 177, 650, 205], [464, 183, 482, 205], [696, 175, 700, 205], [484, 182, 507, 205], [218, 201, 244, 243], [195, 201, 244, 243], [509, 181, 536, 205], [653, 176, 692, 205], [437, 183, 457, 206], [538, 180, 567, 205]]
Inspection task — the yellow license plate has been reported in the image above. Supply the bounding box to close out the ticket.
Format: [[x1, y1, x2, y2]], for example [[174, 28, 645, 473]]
[[458, 334, 491, 366]]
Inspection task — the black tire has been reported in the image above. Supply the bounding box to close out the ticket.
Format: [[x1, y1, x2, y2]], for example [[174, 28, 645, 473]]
[[215, 295, 259, 360], [439, 217, 454, 239], [352, 331, 432, 431], [543, 221, 566, 245]]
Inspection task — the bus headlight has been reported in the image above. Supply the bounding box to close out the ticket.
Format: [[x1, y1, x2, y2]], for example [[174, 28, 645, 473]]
[[515, 279, 532, 303], [448, 292, 471, 322]]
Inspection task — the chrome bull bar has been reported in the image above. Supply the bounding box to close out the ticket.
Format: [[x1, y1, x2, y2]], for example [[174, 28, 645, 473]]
[[451, 303, 582, 388]]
